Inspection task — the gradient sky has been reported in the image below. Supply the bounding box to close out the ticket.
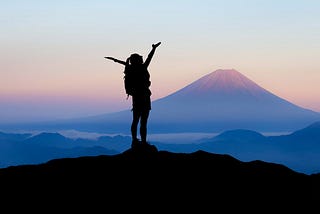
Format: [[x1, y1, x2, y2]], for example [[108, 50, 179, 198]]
[[1, 0, 320, 123]]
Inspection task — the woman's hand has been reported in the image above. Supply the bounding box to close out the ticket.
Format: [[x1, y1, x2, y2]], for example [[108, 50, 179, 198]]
[[104, 57, 115, 61], [152, 42, 161, 48]]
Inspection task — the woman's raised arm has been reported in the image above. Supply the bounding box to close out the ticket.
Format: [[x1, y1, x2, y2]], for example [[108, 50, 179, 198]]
[[144, 42, 161, 68], [104, 57, 126, 65]]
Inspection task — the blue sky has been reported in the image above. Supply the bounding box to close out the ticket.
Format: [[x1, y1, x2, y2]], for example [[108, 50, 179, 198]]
[[1, 0, 320, 122]]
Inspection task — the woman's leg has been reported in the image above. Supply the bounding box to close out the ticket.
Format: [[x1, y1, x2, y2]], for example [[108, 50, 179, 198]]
[[131, 110, 141, 141], [140, 110, 150, 143]]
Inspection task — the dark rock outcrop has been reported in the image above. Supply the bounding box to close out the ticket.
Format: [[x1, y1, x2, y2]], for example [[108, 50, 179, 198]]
[[0, 143, 318, 212]]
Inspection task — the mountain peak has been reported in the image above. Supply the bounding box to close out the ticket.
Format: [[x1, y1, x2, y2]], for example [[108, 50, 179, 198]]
[[173, 68, 268, 97], [206, 69, 254, 89], [209, 68, 239, 75]]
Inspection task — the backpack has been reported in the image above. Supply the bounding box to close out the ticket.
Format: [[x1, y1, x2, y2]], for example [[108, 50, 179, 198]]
[[123, 64, 151, 99], [123, 67, 135, 98]]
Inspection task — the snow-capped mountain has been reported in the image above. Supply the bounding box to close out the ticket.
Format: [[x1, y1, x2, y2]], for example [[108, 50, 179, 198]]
[[17, 69, 320, 134], [149, 69, 320, 132]]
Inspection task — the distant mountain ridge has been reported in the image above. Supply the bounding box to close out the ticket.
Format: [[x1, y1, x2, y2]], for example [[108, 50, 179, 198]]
[[0, 121, 319, 174], [0, 132, 127, 168]]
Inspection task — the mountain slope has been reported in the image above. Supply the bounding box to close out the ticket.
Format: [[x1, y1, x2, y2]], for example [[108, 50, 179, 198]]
[[150, 69, 320, 132]]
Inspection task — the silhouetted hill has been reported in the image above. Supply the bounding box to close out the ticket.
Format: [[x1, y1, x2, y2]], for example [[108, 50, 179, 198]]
[[213, 129, 267, 142], [24, 132, 74, 147], [0, 132, 119, 167], [153, 122, 320, 174], [271, 121, 320, 144], [0, 144, 318, 211], [0, 131, 31, 142], [1, 122, 319, 174]]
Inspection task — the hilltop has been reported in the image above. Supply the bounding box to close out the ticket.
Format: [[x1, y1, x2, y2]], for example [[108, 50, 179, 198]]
[[0, 143, 318, 212]]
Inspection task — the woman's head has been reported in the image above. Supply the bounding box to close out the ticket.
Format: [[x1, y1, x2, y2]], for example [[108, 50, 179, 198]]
[[130, 53, 143, 65]]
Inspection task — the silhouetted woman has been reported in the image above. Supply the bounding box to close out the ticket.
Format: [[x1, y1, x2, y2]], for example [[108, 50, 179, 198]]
[[105, 42, 161, 147]]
